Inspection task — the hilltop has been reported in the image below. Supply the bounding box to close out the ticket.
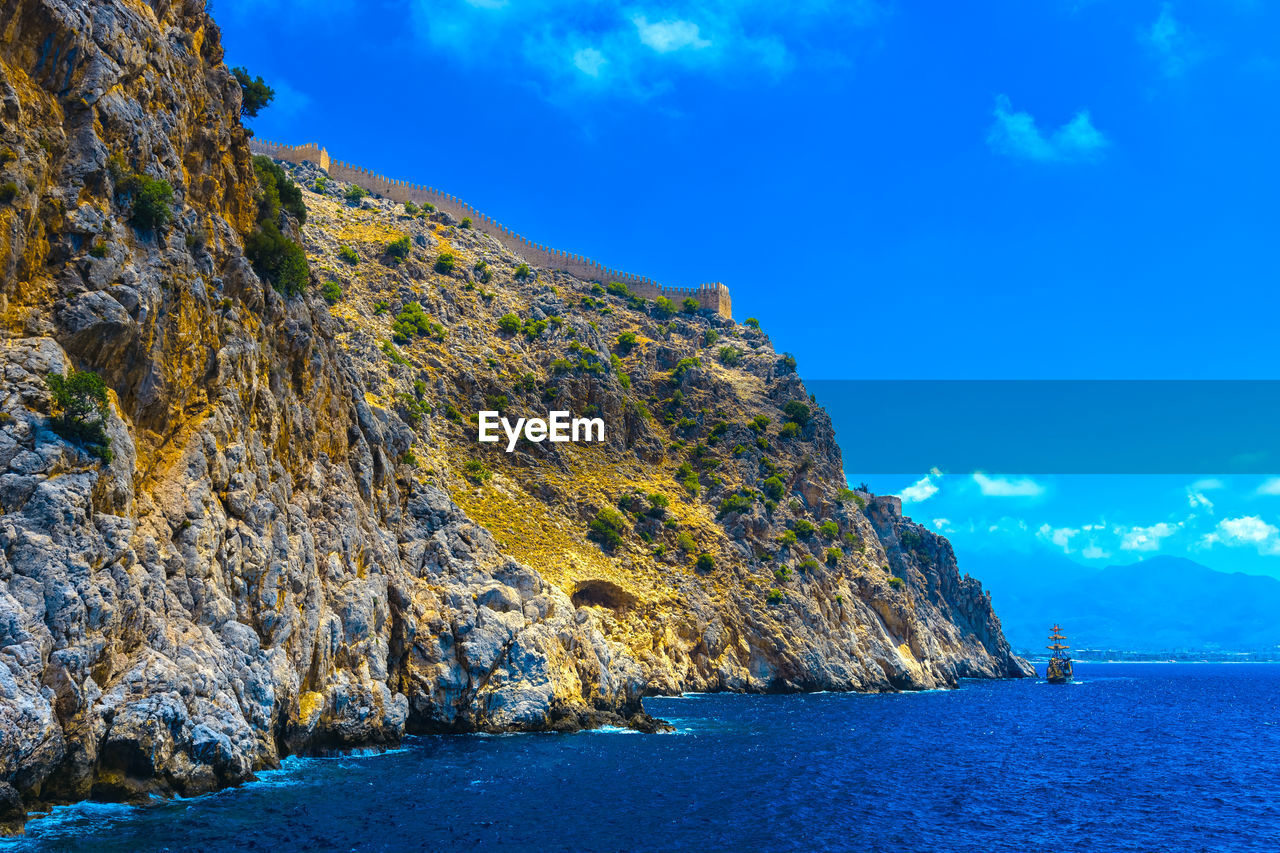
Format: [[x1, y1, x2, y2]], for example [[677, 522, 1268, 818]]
[[0, 0, 1026, 830]]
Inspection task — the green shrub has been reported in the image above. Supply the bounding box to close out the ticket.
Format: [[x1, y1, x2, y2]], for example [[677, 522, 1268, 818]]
[[45, 368, 112, 461], [374, 300, 390, 315], [589, 507, 627, 550], [616, 331, 637, 353], [393, 302, 446, 343], [88, 239, 108, 258], [793, 519, 816, 538], [464, 460, 491, 483], [607, 281, 632, 298], [798, 557, 820, 573], [703, 328, 718, 346], [647, 493, 670, 517], [777, 530, 798, 547], [675, 530, 695, 553], [345, 184, 368, 203], [497, 313, 520, 335], [400, 450, 419, 467], [749, 414, 771, 433], [779, 353, 797, 373], [825, 547, 841, 566], [313, 176, 330, 193], [522, 317, 547, 340], [513, 262, 532, 280], [695, 553, 715, 572], [127, 174, 173, 230], [778, 422, 800, 440], [767, 588, 784, 604], [672, 357, 700, 382], [232, 66, 275, 117], [718, 346, 741, 366], [474, 260, 493, 283], [381, 341, 409, 366], [387, 235, 411, 262], [653, 296, 676, 319], [0, 182, 18, 204], [338, 245, 359, 264], [887, 576, 906, 591], [835, 488, 857, 505], [783, 400, 811, 425], [744, 317, 760, 329], [460, 216, 472, 229], [677, 461, 699, 495], [252, 155, 306, 224], [843, 532, 864, 550], [320, 280, 342, 304], [717, 493, 752, 518], [403, 200, 419, 215], [434, 252, 456, 274], [819, 520, 840, 540], [244, 221, 309, 295], [681, 297, 699, 314], [762, 476, 785, 501], [398, 393, 431, 426]]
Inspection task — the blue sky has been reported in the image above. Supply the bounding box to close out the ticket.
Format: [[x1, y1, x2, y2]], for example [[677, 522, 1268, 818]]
[[217, 0, 1280, 577]]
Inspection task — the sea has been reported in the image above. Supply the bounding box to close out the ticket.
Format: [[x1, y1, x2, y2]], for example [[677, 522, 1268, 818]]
[[4, 663, 1278, 852]]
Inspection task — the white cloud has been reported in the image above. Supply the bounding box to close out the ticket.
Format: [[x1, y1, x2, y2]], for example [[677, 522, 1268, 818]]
[[1204, 515, 1280, 555], [986, 95, 1108, 163], [1186, 488, 1214, 511], [1081, 544, 1110, 560], [900, 474, 939, 503], [932, 518, 953, 532], [1143, 3, 1199, 78], [972, 473, 1046, 497], [1257, 478, 1280, 495], [573, 48, 608, 77], [633, 15, 711, 53], [1192, 478, 1224, 491], [405, 0, 880, 99], [1037, 523, 1080, 553], [1119, 522, 1177, 552]]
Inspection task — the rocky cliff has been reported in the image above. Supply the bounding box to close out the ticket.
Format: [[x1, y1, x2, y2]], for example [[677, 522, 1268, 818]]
[[0, 0, 1030, 832]]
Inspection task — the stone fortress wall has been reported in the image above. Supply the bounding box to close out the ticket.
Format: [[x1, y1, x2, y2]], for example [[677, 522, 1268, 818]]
[[250, 141, 733, 319]]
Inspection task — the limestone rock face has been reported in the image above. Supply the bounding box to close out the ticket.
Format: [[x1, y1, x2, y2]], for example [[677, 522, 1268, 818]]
[[0, 0, 1028, 831]]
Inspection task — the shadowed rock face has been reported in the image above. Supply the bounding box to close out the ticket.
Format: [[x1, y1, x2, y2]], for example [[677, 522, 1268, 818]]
[[0, 0, 1028, 831]]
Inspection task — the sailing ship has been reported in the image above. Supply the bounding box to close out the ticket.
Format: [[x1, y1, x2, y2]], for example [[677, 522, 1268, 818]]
[[1045, 624, 1073, 683]]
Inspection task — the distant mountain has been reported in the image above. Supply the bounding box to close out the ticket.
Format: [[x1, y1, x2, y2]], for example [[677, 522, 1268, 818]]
[[961, 552, 1280, 653]]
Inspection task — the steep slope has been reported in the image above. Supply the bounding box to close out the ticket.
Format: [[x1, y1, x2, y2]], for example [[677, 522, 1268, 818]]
[[0, 0, 1027, 831]]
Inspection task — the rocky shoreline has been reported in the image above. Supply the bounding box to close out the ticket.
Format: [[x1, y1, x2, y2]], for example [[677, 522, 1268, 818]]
[[0, 0, 1027, 834]]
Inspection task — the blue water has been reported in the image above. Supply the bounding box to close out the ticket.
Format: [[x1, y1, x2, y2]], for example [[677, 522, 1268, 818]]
[[6, 664, 1279, 852]]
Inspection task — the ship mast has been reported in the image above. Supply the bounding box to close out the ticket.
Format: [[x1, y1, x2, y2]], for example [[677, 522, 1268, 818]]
[[1047, 624, 1070, 660]]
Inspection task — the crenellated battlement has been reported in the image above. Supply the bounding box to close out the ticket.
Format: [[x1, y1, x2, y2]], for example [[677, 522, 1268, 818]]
[[250, 140, 732, 319]]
